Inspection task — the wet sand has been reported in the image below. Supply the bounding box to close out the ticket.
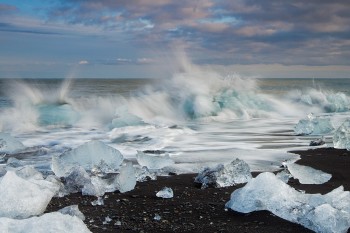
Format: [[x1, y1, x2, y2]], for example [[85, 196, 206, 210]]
[[46, 148, 350, 233]]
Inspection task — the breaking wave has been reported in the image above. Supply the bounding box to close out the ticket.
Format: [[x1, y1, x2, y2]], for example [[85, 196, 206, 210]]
[[1, 60, 350, 133]]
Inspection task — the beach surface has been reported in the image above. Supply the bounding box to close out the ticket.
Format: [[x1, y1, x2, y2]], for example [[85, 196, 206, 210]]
[[46, 148, 350, 233]]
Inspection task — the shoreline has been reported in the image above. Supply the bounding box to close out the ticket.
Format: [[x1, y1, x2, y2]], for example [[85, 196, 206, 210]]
[[46, 147, 350, 233]]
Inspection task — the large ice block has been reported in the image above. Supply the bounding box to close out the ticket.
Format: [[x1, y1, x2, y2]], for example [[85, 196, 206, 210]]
[[226, 172, 350, 233], [0, 212, 91, 233], [52, 140, 124, 177], [0, 170, 59, 218], [294, 114, 334, 135], [333, 119, 350, 150], [194, 158, 252, 189], [287, 163, 332, 184], [136, 151, 174, 169], [0, 133, 25, 154]]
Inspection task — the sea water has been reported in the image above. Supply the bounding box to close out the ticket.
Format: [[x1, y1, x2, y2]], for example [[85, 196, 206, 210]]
[[0, 72, 349, 173]]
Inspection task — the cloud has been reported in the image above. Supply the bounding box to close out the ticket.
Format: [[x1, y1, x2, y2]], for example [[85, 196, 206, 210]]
[[4, 0, 350, 68], [78, 60, 89, 65]]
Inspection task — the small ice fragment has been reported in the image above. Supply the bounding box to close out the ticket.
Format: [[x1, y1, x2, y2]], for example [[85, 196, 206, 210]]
[[0, 212, 91, 233], [102, 216, 112, 225], [135, 166, 157, 182], [116, 162, 136, 193], [156, 187, 173, 199], [136, 151, 174, 169], [194, 158, 252, 189], [294, 114, 334, 135], [52, 140, 124, 177], [287, 163, 332, 184], [154, 214, 161, 221], [58, 205, 85, 221], [0, 133, 25, 154], [115, 220, 122, 226], [225, 172, 350, 233], [309, 137, 326, 146], [0, 170, 59, 218], [276, 169, 293, 183], [6, 157, 25, 168], [91, 196, 104, 206], [333, 119, 350, 150]]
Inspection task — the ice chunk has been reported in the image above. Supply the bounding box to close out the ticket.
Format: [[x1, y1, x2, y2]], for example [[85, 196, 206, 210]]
[[63, 166, 92, 194], [309, 137, 326, 146], [154, 214, 161, 221], [82, 173, 121, 197], [52, 140, 124, 177], [102, 216, 112, 225], [287, 163, 332, 184], [136, 151, 174, 169], [226, 172, 350, 233], [156, 187, 174, 198], [0, 170, 59, 218], [115, 162, 136, 193], [45, 175, 67, 197], [0, 212, 91, 233], [333, 119, 350, 150], [0, 133, 25, 154], [294, 114, 334, 135], [276, 169, 293, 183], [6, 157, 25, 168], [91, 196, 104, 206], [58, 205, 85, 221], [194, 158, 252, 189], [135, 166, 157, 182]]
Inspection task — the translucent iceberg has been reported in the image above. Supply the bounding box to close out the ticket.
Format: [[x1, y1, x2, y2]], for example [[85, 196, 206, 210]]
[[58, 205, 85, 221], [135, 166, 157, 182], [294, 114, 334, 135], [63, 166, 92, 194], [276, 169, 293, 183], [0, 212, 91, 233], [287, 163, 332, 184], [156, 187, 174, 198], [136, 151, 174, 170], [226, 172, 350, 233], [52, 140, 124, 177], [6, 157, 25, 168], [194, 158, 252, 189], [333, 119, 350, 150], [0, 133, 25, 154], [0, 170, 59, 218], [115, 162, 136, 193]]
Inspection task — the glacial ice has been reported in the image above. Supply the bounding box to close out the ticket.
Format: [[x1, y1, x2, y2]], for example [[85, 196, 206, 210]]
[[287, 163, 332, 184], [52, 140, 124, 177], [135, 166, 157, 182], [58, 205, 85, 221], [63, 166, 91, 194], [0, 133, 25, 154], [226, 172, 350, 233], [0, 212, 91, 233], [156, 187, 174, 198], [294, 114, 334, 135], [333, 119, 350, 150], [115, 162, 136, 193], [136, 151, 174, 169], [6, 157, 25, 168], [194, 158, 252, 189], [276, 169, 293, 183], [0, 170, 59, 218]]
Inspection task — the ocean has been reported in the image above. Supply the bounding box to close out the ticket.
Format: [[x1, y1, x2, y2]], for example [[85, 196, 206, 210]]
[[1, 74, 350, 173]]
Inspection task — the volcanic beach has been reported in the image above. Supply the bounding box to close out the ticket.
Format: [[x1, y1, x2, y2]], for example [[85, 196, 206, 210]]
[[46, 147, 350, 233]]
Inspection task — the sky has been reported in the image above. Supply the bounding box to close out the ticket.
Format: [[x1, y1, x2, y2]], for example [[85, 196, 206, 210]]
[[0, 0, 350, 79]]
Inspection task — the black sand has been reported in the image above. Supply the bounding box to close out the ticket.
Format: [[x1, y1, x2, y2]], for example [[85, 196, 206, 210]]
[[46, 148, 350, 233]]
